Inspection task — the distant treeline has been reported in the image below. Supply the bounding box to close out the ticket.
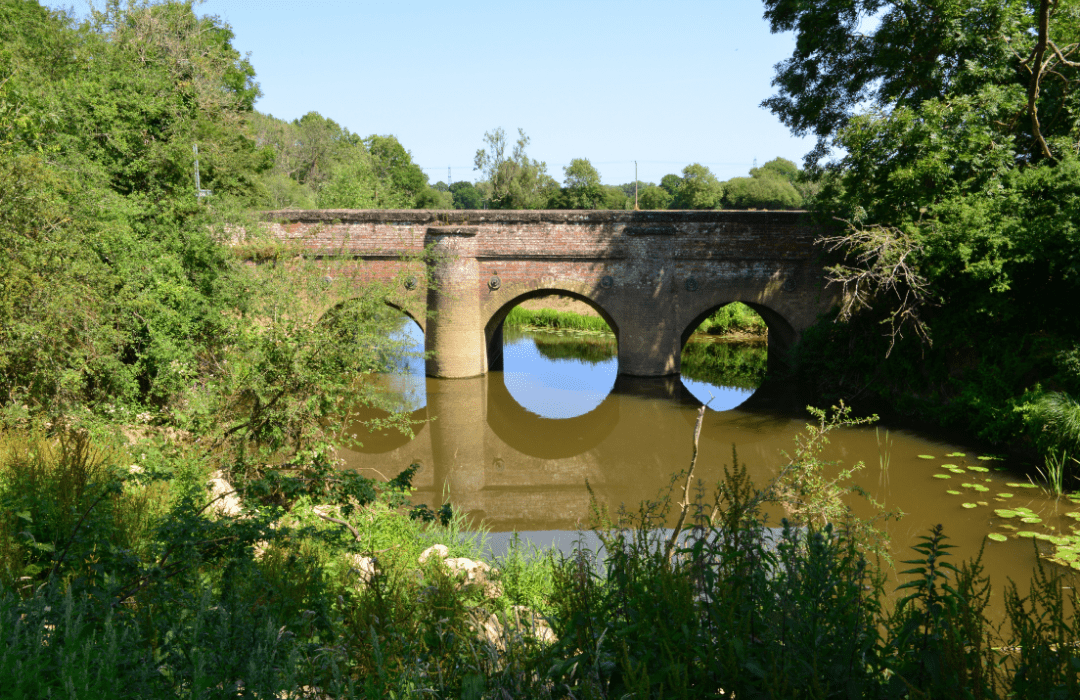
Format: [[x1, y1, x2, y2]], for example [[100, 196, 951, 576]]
[[255, 118, 810, 211]]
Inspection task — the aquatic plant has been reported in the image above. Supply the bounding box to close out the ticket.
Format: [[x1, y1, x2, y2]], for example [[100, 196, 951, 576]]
[[1033, 449, 1077, 497]]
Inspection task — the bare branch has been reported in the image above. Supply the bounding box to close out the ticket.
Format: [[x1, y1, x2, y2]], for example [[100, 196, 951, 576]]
[[665, 404, 707, 562], [1028, 0, 1056, 162], [314, 510, 362, 542], [1048, 40, 1080, 68], [818, 221, 933, 356]]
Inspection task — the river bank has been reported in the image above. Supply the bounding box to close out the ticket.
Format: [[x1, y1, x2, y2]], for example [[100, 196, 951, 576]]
[[507, 296, 768, 341]]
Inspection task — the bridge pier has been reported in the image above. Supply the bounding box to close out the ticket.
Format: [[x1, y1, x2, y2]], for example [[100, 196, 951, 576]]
[[424, 227, 486, 378], [617, 311, 683, 377]]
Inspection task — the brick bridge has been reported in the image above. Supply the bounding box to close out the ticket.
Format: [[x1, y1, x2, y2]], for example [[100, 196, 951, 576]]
[[258, 209, 837, 377]]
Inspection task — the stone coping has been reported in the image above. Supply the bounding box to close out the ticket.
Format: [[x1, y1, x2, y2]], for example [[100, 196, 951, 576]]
[[258, 209, 812, 226]]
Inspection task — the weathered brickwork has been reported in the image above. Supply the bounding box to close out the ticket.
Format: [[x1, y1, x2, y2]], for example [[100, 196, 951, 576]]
[[257, 209, 837, 378]]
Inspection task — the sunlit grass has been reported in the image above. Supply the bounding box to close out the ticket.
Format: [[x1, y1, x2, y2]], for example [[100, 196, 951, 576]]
[[504, 307, 612, 334]]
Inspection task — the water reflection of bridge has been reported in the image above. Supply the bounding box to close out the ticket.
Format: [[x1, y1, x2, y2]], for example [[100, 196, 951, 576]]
[[338, 374, 805, 531]]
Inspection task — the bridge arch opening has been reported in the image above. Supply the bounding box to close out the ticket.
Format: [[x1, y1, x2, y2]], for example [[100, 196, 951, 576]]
[[484, 290, 619, 419], [678, 301, 794, 411]]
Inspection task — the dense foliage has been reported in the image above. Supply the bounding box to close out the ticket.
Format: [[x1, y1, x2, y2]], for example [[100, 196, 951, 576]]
[[764, 0, 1080, 467], [0, 0, 419, 461]]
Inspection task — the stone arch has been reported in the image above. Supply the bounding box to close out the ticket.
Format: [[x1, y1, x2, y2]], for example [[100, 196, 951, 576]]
[[383, 299, 426, 334], [319, 297, 426, 335], [678, 297, 798, 372], [481, 283, 619, 372]]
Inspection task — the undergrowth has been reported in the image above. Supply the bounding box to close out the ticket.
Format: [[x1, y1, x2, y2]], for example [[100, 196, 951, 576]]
[[1, 414, 1078, 698]]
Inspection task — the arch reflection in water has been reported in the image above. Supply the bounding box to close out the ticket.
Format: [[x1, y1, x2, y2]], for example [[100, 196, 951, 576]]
[[679, 339, 768, 411], [502, 327, 617, 419], [339, 360, 797, 532]]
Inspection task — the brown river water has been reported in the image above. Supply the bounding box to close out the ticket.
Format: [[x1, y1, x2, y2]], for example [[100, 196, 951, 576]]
[[338, 319, 1079, 619]]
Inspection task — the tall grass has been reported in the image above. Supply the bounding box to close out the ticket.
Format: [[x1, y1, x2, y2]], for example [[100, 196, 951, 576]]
[[695, 301, 768, 336], [505, 301, 769, 339], [1029, 391, 1080, 455], [4, 423, 1080, 698], [503, 306, 612, 334]]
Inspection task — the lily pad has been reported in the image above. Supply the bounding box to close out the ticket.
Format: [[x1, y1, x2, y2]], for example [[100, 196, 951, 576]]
[[962, 483, 977, 489], [1063, 513, 1080, 521], [995, 509, 1018, 518], [948, 467, 966, 474], [1020, 516, 1043, 524], [941, 464, 959, 469], [967, 466, 990, 473], [1006, 483, 1039, 489], [933, 474, 952, 479], [978, 455, 1001, 461], [945, 490, 962, 495], [987, 533, 1008, 542], [918, 455, 935, 460], [973, 485, 990, 492], [1017, 531, 1040, 538], [946, 452, 967, 457], [998, 493, 1014, 498], [977, 501, 989, 506]]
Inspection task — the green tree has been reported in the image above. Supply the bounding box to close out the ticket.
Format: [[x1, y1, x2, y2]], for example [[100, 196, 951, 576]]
[[637, 184, 673, 210], [724, 158, 804, 209], [761, 0, 1078, 166], [766, 0, 1080, 457], [560, 158, 605, 209], [473, 127, 556, 209], [366, 134, 429, 207], [724, 176, 802, 210], [672, 163, 724, 209], [659, 174, 683, 197], [751, 157, 799, 183], [449, 180, 483, 209], [415, 186, 453, 209]]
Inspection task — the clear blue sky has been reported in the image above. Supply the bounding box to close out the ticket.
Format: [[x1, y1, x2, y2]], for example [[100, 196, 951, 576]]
[[55, 0, 814, 186]]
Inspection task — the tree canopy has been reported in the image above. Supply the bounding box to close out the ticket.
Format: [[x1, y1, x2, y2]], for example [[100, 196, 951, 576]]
[[765, 0, 1080, 457]]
